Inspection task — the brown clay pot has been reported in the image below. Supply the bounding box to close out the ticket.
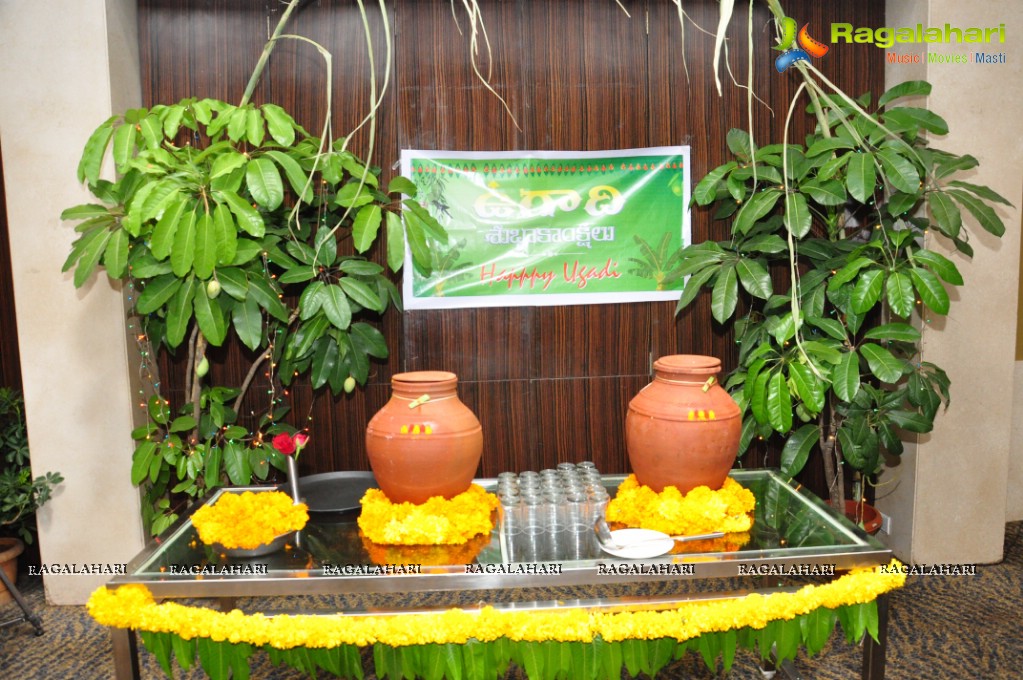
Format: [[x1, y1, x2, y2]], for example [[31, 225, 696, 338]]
[[625, 355, 741, 494], [843, 500, 883, 535], [0, 537, 25, 605], [366, 371, 483, 504]]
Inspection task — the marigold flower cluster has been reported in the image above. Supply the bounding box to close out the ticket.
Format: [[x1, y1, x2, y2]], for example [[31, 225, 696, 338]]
[[190, 491, 309, 550], [606, 475, 755, 536], [357, 484, 499, 545], [86, 560, 906, 649], [361, 530, 492, 566]]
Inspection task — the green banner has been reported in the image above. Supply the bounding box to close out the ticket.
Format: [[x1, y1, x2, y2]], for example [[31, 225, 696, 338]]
[[401, 147, 690, 308]]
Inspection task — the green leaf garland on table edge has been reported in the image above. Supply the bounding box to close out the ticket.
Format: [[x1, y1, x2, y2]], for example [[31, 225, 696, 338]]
[[90, 560, 904, 679]]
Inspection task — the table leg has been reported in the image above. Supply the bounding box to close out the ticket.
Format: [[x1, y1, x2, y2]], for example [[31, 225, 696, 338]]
[[111, 627, 141, 680], [862, 593, 889, 680]]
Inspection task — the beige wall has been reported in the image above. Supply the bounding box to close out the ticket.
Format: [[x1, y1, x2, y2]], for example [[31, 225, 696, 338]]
[[0, 0, 144, 603], [877, 0, 1023, 562]]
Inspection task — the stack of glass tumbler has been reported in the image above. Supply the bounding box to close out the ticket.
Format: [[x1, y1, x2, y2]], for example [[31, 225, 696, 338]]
[[496, 462, 610, 562]]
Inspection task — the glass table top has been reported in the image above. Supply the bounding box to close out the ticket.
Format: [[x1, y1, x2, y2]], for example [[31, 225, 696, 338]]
[[112, 469, 890, 597]]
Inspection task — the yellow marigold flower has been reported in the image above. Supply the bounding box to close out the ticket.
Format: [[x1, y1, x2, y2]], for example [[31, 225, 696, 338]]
[[606, 475, 755, 536], [358, 484, 499, 545], [190, 490, 308, 550]]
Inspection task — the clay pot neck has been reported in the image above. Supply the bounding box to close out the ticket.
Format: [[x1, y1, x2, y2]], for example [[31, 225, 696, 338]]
[[652, 355, 722, 385], [391, 371, 458, 400]]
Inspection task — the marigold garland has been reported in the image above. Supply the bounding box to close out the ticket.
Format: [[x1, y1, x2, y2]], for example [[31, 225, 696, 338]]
[[606, 475, 755, 536], [190, 490, 309, 550], [357, 484, 499, 545], [87, 560, 906, 649]]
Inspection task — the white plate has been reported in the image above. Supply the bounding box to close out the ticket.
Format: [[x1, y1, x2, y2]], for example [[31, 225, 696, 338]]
[[599, 528, 674, 559]]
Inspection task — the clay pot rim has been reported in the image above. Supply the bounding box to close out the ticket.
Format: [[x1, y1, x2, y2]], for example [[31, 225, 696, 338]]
[[0, 537, 25, 563], [653, 354, 722, 376], [392, 371, 457, 384]]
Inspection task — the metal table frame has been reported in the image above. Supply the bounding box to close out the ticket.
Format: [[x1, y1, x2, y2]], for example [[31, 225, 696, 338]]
[[105, 469, 892, 679]]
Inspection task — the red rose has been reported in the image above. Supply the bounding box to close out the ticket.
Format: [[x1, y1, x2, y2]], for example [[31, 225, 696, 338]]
[[272, 433, 296, 455], [293, 433, 310, 449]]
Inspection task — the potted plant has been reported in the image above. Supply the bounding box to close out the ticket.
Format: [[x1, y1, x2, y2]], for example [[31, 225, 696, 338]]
[[60, 0, 445, 535], [0, 387, 63, 599], [674, 76, 1010, 523]]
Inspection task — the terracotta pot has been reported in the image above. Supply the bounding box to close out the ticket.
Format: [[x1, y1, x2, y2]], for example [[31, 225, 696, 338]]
[[625, 355, 741, 494], [0, 537, 25, 605], [843, 500, 883, 535], [366, 371, 483, 504]]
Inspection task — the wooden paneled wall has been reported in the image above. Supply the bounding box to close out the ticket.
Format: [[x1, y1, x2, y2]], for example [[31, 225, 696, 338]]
[[137, 0, 885, 494]]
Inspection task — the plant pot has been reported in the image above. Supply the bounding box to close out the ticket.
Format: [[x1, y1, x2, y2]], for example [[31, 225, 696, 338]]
[[365, 371, 483, 504], [625, 355, 741, 494], [0, 537, 25, 605], [843, 500, 883, 535]]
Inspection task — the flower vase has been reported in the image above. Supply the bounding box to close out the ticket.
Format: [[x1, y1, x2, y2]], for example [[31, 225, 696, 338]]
[[366, 371, 483, 504], [286, 455, 301, 505], [625, 355, 741, 494]]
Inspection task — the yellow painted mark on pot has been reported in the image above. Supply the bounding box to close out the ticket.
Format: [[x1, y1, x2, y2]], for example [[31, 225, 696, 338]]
[[687, 410, 717, 421], [400, 424, 434, 435]]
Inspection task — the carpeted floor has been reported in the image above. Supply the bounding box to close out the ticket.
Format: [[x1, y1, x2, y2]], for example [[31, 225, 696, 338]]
[[2, 522, 1021, 679]]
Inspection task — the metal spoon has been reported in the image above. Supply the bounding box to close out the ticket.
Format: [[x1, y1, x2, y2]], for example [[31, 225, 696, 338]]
[[593, 517, 725, 551]]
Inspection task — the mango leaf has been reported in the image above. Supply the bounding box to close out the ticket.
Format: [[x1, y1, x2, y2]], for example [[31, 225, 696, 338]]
[[910, 249, 963, 285], [340, 277, 385, 312], [859, 343, 905, 383], [878, 79, 931, 107], [322, 284, 353, 330], [193, 285, 228, 346], [886, 191, 918, 217], [832, 350, 860, 402], [223, 441, 251, 486], [885, 271, 915, 318], [788, 362, 825, 413], [726, 128, 753, 161], [710, 264, 738, 323], [909, 267, 950, 314], [767, 370, 793, 433], [111, 122, 138, 174], [263, 150, 312, 202], [947, 188, 1005, 237], [102, 228, 130, 279], [926, 191, 962, 238], [806, 137, 855, 157], [216, 267, 248, 300], [863, 322, 920, 342], [736, 258, 772, 300], [247, 276, 290, 321], [388, 175, 418, 197], [884, 106, 949, 135], [72, 228, 114, 287], [675, 265, 716, 313], [193, 212, 218, 280], [807, 316, 846, 341], [385, 212, 406, 273], [733, 189, 782, 234], [150, 198, 188, 261], [136, 274, 182, 314], [887, 409, 933, 433], [245, 158, 284, 211], [784, 191, 811, 237], [692, 162, 737, 205], [77, 117, 117, 184], [170, 210, 197, 277], [845, 152, 877, 203], [877, 149, 920, 194], [210, 150, 247, 180], [780, 424, 820, 478], [217, 190, 265, 238], [351, 322, 389, 359], [262, 103, 297, 146], [946, 179, 1012, 206], [851, 268, 885, 313], [165, 277, 197, 347], [131, 441, 158, 485], [232, 297, 263, 351], [800, 178, 847, 206], [352, 204, 383, 253]]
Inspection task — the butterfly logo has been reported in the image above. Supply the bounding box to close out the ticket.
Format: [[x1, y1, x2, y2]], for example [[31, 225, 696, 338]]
[[774, 16, 829, 73]]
